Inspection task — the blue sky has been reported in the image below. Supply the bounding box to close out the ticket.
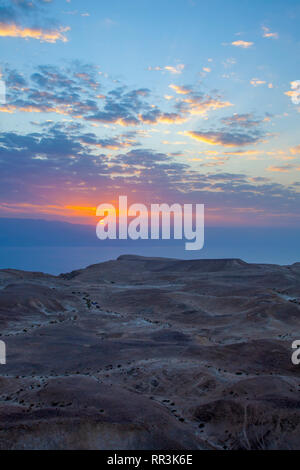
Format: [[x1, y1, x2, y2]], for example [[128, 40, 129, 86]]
[[0, 0, 300, 228]]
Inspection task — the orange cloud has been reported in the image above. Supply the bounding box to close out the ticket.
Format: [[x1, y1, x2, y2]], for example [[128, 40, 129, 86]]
[[266, 165, 300, 173], [0, 202, 67, 216], [0, 22, 70, 43], [262, 26, 279, 40], [183, 97, 233, 116], [0, 105, 15, 113], [224, 150, 260, 156], [231, 40, 253, 48], [285, 81, 300, 105], [64, 205, 97, 217], [164, 64, 185, 74], [0, 104, 71, 115], [156, 113, 186, 124], [250, 78, 266, 87], [184, 130, 260, 147], [185, 131, 221, 145], [169, 84, 191, 95], [285, 90, 298, 98], [0, 202, 98, 221], [169, 84, 232, 115], [290, 145, 300, 155], [114, 118, 138, 127]]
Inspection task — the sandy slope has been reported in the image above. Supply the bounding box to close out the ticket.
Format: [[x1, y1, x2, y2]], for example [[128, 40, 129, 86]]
[[0, 255, 300, 449]]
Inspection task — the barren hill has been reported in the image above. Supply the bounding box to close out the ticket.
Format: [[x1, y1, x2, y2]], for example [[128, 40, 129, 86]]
[[0, 255, 300, 449]]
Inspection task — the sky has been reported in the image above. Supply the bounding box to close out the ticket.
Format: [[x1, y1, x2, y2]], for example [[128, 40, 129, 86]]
[[0, 0, 300, 229]]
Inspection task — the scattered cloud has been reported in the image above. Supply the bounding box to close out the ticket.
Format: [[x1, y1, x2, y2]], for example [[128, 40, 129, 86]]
[[231, 40, 253, 48], [170, 84, 233, 117], [0, 23, 70, 42], [148, 64, 185, 75], [250, 78, 266, 87], [221, 113, 263, 128], [0, 3, 298, 225], [164, 64, 185, 74], [1, 63, 232, 127], [1, 121, 299, 223], [285, 81, 300, 105], [169, 84, 192, 95], [222, 57, 236, 68], [139, 110, 186, 125], [262, 26, 279, 40]]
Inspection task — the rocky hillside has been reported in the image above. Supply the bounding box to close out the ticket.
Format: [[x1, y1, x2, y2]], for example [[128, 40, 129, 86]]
[[0, 255, 300, 449]]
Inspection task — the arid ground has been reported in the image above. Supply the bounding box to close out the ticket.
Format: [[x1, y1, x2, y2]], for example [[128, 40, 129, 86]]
[[0, 255, 300, 450]]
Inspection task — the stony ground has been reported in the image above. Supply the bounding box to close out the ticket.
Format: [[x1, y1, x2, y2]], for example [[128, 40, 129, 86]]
[[0, 254, 300, 449]]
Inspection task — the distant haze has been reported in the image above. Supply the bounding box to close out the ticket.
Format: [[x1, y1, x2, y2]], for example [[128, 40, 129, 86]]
[[0, 218, 298, 274]]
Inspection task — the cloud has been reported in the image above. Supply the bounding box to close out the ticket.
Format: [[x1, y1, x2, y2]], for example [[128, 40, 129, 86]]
[[147, 66, 163, 72], [86, 87, 152, 126], [164, 64, 185, 75], [250, 78, 266, 87], [285, 81, 300, 105], [231, 40, 253, 48], [222, 57, 236, 68], [200, 156, 230, 167], [1, 64, 233, 126], [178, 96, 233, 116], [185, 129, 263, 147], [170, 84, 233, 116], [0, 104, 73, 114], [0, 0, 70, 43], [102, 18, 117, 27], [169, 84, 192, 95], [0, 127, 189, 206], [0, 22, 70, 42], [267, 164, 300, 173], [78, 130, 140, 150], [221, 113, 263, 128], [1, 124, 300, 224], [290, 145, 300, 155], [139, 110, 186, 125], [224, 149, 261, 157], [262, 26, 279, 40], [148, 65, 185, 75], [1, 64, 137, 123]]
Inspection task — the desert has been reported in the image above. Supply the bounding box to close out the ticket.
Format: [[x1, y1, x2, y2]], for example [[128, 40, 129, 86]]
[[0, 255, 299, 450]]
